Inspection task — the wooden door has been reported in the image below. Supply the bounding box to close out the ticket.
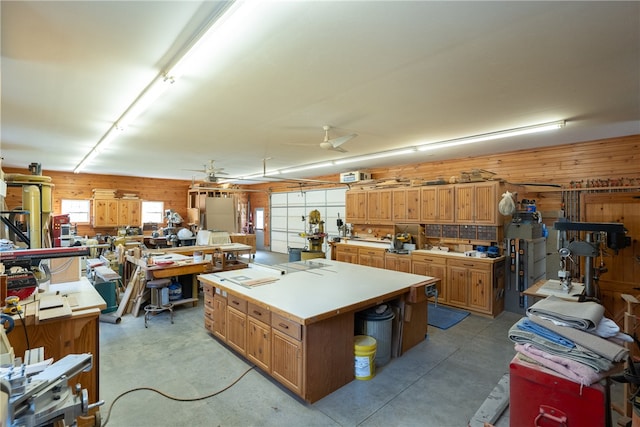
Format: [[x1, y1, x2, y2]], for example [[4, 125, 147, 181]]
[[345, 191, 366, 222], [271, 329, 303, 395], [437, 186, 455, 223], [455, 184, 474, 223], [474, 182, 498, 225], [226, 306, 246, 355], [583, 191, 640, 325], [468, 268, 491, 313], [406, 188, 421, 222], [212, 294, 227, 340], [247, 318, 271, 372], [93, 199, 118, 227], [447, 263, 469, 307], [420, 187, 437, 222]]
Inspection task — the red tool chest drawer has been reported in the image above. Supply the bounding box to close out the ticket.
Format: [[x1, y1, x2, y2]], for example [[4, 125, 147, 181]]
[[509, 356, 606, 427]]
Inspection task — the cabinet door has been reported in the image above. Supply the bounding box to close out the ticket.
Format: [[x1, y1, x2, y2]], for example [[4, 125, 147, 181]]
[[412, 260, 427, 276], [119, 199, 141, 227], [212, 294, 227, 340], [427, 263, 447, 303], [437, 186, 455, 223], [93, 199, 118, 227], [454, 184, 475, 223], [468, 268, 491, 312], [397, 257, 412, 273], [367, 190, 392, 223], [247, 318, 271, 372], [420, 187, 438, 222], [345, 191, 367, 223], [358, 248, 385, 268], [226, 306, 247, 355], [473, 182, 498, 225], [271, 329, 303, 395], [405, 188, 421, 222], [392, 189, 407, 222], [447, 264, 469, 307]]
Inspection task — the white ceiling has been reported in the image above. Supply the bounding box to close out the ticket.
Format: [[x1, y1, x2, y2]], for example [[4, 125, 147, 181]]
[[2, 1, 639, 183]]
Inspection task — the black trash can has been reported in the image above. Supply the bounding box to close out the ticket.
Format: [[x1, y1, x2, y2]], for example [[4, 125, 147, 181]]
[[288, 247, 304, 262]]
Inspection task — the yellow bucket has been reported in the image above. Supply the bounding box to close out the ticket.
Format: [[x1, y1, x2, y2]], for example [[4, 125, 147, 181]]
[[354, 335, 377, 380]]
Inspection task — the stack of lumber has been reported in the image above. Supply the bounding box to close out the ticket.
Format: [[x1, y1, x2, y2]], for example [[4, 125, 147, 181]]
[[112, 266, 148, 319], [120, 192, 139, 199], [92, 188, 117, 199]]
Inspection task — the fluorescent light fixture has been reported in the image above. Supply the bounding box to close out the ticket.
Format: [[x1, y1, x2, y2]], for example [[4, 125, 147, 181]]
[[73, 0, 248, 174], [280, 162, 334, 174], [334, 148, 416, 165], [417, 120, 565, 152]]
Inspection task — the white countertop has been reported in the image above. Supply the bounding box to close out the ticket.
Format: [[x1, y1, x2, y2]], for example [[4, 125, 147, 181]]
[[335, 240, 504, 262], [199, 259, 435, 323]]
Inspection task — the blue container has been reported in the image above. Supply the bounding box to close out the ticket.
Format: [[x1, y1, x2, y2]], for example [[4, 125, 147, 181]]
[[288, 247, 303, 262]]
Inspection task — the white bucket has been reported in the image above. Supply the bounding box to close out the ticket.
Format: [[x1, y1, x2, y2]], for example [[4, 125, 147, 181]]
[[193, 251, 204, 262]]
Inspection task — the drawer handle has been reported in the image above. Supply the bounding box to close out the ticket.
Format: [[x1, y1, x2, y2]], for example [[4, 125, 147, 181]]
[[232, 300, 240, 305], [278, 323, 289, 329], [252, 310, 262, 316]]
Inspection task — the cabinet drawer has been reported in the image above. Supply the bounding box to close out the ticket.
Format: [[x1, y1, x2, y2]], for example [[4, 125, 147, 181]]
[[337, 245, 358, 254], [271, 313, 302, 340], [227, 295, 247, 313], [248, 302, 271, 324], [204, 294, 214, 309], [204, 318, 213, 332], [411, 254, 446, 265], [202, 284, 215, 298], [204, 305, 214, 322], [448, 259, 491, 271], [358, 248, 385, 256]]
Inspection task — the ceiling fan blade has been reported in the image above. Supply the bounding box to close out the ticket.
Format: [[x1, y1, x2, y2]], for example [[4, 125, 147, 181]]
[[328, 133, 358, 148], [329, 146, 348, 153]]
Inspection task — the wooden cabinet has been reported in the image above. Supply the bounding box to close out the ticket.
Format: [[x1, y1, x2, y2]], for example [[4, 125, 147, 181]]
[[420, 185, 455, 223], [226, 294, 247, 355], [385, 252, 412, 273], [92, 198, 141, 227], [271, 313, 303, 395], [366, 189, 392, 223], [454, 182, 500, 225], [411, 253, 447, 302], [357, 247, 385, 269], [335, 244, 358, 263], [446, 258, 497, 315], [345, 190, 367, 223], [92, 199, 118, 227], [392, 188, 421, 222], [247, 302, 271, 372]]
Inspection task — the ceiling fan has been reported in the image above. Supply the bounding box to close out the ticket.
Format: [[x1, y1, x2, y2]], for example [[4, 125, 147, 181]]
[[185, 160, 228, 183], [320, 125, 358, 152]]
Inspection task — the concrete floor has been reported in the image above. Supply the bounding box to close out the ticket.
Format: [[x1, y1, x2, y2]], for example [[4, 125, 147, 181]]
[[97, 251, 622, 426]]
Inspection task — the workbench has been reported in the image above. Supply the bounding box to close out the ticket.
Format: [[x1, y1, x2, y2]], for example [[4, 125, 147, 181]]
[[198, 260, 438, 402], [6, 278, 106, 405], [161, 243, 253, 271], [126, 253, 211, 308]]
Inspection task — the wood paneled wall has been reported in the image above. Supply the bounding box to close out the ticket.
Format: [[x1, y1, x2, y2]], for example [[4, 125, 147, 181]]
[[246, 134, 639, 246], [2, 170, 192, 237], [3, 134, 638, 245]]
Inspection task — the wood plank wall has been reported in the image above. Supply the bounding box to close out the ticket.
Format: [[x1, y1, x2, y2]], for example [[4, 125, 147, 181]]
[[3, 134, 638, 245], [2, 170, 192, 238], [246, 134, 639, 246]]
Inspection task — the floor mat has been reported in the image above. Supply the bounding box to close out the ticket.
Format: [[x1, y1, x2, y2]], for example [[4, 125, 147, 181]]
[[428, 303, 470, 330]]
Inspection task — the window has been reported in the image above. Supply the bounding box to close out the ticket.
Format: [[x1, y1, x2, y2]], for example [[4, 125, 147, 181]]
[[142, 201, 164, 224], [60, 199, 90, 223]]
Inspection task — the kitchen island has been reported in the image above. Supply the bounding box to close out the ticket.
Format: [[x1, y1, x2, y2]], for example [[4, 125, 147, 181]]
[[198, 259, 438, 402]]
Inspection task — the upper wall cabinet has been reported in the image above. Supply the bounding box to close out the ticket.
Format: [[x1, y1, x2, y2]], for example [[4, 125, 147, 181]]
[[454, 182, 501, 225], [392, 188, 421, 223], [345, 190, 367, 223], [92, 198, 141, 228], [420, 185, 455, 223]]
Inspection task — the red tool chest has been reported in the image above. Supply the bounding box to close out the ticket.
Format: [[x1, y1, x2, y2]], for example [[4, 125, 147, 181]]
[[509, 356, 607, 426]]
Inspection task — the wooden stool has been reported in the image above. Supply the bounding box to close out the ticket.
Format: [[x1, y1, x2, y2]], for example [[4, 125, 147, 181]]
[[144, 278, 174, 328]]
